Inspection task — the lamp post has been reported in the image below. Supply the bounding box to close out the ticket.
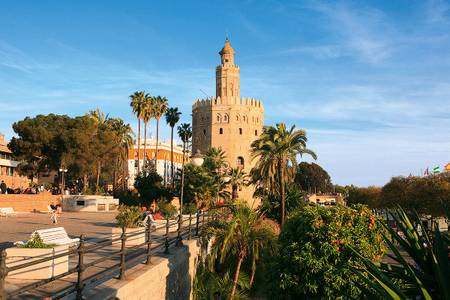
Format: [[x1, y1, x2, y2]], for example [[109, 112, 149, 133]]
[[59, 167, 68, 195]]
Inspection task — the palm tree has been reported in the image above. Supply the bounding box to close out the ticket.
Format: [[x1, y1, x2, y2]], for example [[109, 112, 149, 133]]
[[109, 118, 135, 190], [130, 91, 146, 174], [177, 123, 192, 169], [141, 94, 154, 172], [251, 123, 316, 225], [206, 204, 276, 299], [165, 107, 181, 187], [203, 147, 227, 172], [152, 96, 168, 165], [88, 108, 110, 193], [228, 168, 248, 200]]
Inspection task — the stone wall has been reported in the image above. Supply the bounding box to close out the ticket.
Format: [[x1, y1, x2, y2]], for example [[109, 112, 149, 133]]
[[86, 239, 200, 300], [0, 193, 61, 212]]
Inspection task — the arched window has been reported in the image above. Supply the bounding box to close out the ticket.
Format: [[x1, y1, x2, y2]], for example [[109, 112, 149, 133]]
[[216, 114, 221, 122], [237, 156, 244, 169], [239, 128, 243, 135], [219, 128, 223, 134], [203, 129, 206, 135], [236, 114, 240, 121], [255, 130, 258, 136], [224, 114, 229, 122]]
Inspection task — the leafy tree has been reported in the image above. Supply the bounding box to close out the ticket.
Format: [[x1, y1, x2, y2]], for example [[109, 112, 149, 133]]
[[258, 183, 305, 222], [346, 185, 382, 208], [180, 163, 215, 209], [134, 169, 170, 207], [267, 204, 385, 299], [165, 107, 181, 187], [295, 162, 332, 193], [251, 123, 317, 225], [130, 91, 146, 174]]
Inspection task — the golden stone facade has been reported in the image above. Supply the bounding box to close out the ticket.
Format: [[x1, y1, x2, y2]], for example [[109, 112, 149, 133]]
[[192, 39, 264, 204]]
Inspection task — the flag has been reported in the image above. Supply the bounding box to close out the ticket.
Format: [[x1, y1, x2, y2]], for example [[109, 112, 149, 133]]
[[445, 163, 450, 172], [433, 166, 441, 174]]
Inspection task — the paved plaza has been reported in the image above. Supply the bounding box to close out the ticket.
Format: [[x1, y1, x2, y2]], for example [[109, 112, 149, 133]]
[[0, 211, 118, 246]]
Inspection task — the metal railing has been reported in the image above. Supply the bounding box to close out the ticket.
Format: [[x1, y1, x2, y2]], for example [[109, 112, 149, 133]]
[[0, 210, 212, 299]]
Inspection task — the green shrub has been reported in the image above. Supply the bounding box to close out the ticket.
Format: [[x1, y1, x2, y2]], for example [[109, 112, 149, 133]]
[[183, 202, 197, 214], [267, 204, 385, 299], [115, 205, 143, 228], [118, 194, 140, 206], [17, 233, 54, 248], [158, 202, 177, 219]]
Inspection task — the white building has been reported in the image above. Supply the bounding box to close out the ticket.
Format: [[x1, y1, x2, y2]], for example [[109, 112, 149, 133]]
[[127, 138, 187, 189]]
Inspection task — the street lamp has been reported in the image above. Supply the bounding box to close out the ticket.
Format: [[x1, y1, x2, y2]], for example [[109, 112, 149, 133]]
[[59, 167, 68, 195], [191, 150, 204, 167]]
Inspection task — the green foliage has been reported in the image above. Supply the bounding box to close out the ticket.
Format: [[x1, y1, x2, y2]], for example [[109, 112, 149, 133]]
[[17, 233, 55, 248], [353, 207, 450, 300], [115, 205, 143, 228], [268, 204, 385, 299], [346, 185, 382, 208], [296, 162, 333, 193], [202, 203, 277, 299], [381, 175, 450, 216], [193, 260, 250, 300], [178, 164, 215, 209], [134, 169, 170, 206], [183, 202, 197, 214], [158, 201, 177, 219], [258, 183, 305, 223], [118, 193, 141, 206], [9, 113, 133, 192]]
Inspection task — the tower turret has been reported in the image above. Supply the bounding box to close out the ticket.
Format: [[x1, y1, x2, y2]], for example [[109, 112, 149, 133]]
[[216, 38, 240, 100]]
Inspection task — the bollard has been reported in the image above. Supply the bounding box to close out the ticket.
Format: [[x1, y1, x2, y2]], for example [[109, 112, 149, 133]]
[[146, 217, 152, 265], [176, 214, 183, 247], [119, 228, 127, 280], [0, 249, 8, 300], [75, 235, 85, 300], [164, 218, 170, 254], [188, 213, 192, 240], [196, 210, 200, 236]]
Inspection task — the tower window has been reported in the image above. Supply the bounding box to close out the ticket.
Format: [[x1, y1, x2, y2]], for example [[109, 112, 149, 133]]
[[255, 130, 258, 136], [237, 156, 244, 169], [203, 129, 206, 135], [219, 128, 223, 134], [239, 128, 243, 135]]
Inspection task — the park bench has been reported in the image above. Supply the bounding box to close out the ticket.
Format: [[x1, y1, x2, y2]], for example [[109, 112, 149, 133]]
[[33, 227, 79, 246], [0, 207, 15, 217]]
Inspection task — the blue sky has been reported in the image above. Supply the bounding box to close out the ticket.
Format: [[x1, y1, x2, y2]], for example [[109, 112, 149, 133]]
[[1, 0, 449, 186]]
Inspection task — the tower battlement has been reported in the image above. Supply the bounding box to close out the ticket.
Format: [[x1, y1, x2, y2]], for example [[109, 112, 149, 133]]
[[192, 96, 264, 110]]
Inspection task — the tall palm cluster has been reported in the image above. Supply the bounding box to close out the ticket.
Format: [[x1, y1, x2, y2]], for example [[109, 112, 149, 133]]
[[130, 91, 184, 184], [250, 123, 316, 225]]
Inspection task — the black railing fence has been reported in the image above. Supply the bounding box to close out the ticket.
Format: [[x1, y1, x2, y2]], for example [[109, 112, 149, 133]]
[[0, 210, 212, 300]]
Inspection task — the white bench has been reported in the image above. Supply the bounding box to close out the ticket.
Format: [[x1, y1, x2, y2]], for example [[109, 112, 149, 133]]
[[0, 207, 15, 217], [33, 227, 79, 246]]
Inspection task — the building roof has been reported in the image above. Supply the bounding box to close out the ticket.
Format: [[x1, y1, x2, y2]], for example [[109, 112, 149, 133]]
[[219, 38, 234, 55], [0, 134, 12, 154]]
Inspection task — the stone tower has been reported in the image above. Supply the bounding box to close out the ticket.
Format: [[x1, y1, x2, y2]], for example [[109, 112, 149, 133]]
[[192, 38, 264, 204]]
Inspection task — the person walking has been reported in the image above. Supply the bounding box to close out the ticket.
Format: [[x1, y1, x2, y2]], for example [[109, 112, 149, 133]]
[[0, 181, 7, 194]]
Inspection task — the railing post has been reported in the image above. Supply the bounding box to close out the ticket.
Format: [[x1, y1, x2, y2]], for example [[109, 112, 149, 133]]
[[195, 210, 200, 236], [146, 217, 152, 265], [0, 249, 8, 300], [164, 218, 170, 254], [188, 213, 192, 240], [75, 235, 85, 300], [202, 210, 205, 227], [176, 214, 183, 247], [119, 227, 127, 280]]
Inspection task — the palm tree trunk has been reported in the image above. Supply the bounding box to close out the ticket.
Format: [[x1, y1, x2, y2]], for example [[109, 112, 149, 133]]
[[170, 126, 174, 188], [249, 266, 256, 287], [83, 174, 88, 193], [155, 118, 160, 167], [280, 159, 286, 226], [143, 122, 147, 174], [230, 255, 244, 300], [232, 185, 238, 199], [96, 160, 101, 193], [137, 119, 141, 174]]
